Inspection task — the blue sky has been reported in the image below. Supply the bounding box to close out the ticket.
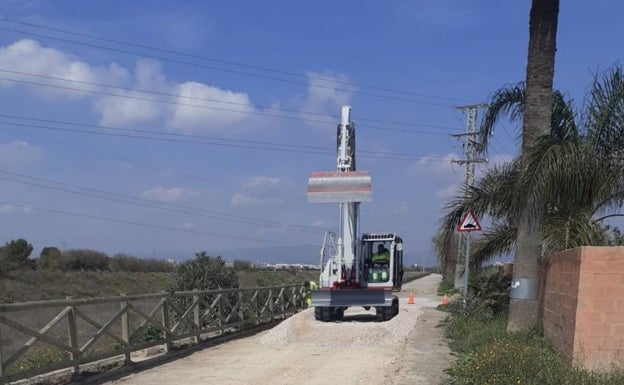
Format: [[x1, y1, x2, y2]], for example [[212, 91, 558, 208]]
[[0, 1, 621, 266]]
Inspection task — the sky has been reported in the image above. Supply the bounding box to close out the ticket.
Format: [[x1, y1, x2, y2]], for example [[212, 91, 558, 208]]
[[0, 1, 622, 266]]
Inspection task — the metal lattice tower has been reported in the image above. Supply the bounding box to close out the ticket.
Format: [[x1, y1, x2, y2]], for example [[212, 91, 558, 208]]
[[452, 104, 487, 290]]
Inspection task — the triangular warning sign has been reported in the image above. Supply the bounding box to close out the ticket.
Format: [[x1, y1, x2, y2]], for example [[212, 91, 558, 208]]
[[457, 210, 482, 232]]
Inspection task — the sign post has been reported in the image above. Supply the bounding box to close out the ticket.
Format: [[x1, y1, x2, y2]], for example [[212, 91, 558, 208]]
[[457, 210, 482, 307]]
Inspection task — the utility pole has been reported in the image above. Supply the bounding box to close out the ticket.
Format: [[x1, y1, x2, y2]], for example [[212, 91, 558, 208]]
[[452, 103, 487, 290]]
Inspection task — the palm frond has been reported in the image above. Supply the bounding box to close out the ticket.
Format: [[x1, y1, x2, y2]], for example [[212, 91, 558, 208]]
[[543, 209, 606, 253], [471, 223, 517, 265], [479, 83, 525, 155], [583, 66, 624, 157], [551, 90, 579, 140]]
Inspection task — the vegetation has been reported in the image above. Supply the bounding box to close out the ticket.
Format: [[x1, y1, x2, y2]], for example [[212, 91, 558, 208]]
[[436, 67, 624, 333], [173, 251, 238, 291], [0, 238, 35, 274], [441, 267, 624, 384], [439, 67, 624, 268]]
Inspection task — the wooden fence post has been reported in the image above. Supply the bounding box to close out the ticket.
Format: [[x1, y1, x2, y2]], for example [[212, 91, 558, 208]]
[[120, 294, 130, 364], [238, 291, 244, 331], [0, 322, 4, 377], [161, 292, 171, 352], [193, 294, 200, 344], [65, 297, 79, 375]]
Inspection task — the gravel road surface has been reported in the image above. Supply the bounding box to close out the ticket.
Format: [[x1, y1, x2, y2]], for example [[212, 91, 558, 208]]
[[105, 274, 452, 385]]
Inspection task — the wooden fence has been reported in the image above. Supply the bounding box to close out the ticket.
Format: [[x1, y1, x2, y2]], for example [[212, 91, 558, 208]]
[[0, 284, 306, 384]]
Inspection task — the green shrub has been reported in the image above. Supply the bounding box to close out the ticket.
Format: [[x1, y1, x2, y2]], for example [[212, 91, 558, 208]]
[[445, 313, 624, 385], [437, 276, 457, 295], [445, 314, 508, 355], [233, 259, 253, 271], [0, 238, 35, 274], [38, 246, 62, 270], [7, 346, 67, 375], [130, 324, 163, 344], [60, 249, 110, 271], [109, 254, 174, 273], [174, 252, 238, 291], [467, 267, 511, 316]]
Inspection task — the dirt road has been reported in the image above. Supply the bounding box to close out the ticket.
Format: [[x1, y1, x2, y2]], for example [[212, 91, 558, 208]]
[[105, 274, 452, 385]]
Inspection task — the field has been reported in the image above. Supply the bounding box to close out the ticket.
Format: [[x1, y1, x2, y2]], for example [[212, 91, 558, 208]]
[[0, 268, 320, 303]]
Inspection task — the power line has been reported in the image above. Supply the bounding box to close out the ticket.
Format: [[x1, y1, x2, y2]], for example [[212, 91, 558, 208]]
[[0, 68, 453, 135], [0, 114, 455, 161], [0, 17, 478, 105], [0, 74, 452, 136], [0, 169, 322, 233], [0, 199, 316, 246], [0, 124, 243, 189], [0, 26, 456, 108]]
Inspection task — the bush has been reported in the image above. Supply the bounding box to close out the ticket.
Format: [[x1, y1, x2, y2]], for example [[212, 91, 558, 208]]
[[0, 238, 34, 274], [60, 249, 110, 271], [109, 254, 174, 273], [437, 276, 457, 295], [233, 259, 253, 271], [38, 246, 62, 270], [174, 252, 238, 291], [467, 266, 511, 316], [445, 312, 624, 384]]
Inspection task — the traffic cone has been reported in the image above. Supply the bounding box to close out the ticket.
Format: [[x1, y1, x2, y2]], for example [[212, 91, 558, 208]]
[[407, 291, 415, 305], [441, 294, 449, 306]]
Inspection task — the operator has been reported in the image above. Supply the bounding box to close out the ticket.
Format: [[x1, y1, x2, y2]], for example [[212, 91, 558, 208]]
[[371, 244, 390, 264], [304, 280, 318, 307]]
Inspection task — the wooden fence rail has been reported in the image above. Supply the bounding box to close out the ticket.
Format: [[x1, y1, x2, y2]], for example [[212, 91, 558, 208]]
[[0, 284, 306, 384]]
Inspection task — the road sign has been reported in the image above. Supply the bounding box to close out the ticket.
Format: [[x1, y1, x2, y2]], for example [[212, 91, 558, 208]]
[[457, 210, 481, 232]]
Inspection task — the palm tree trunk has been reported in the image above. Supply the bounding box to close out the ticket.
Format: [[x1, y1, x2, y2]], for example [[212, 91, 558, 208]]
[[508, 0, 560, 331]]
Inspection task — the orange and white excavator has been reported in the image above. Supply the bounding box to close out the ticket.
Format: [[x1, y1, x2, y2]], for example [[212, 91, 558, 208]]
[[307, 105, 404, 322]]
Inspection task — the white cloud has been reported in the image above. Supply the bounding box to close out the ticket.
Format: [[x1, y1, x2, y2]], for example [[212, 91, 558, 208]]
[[312, 220, 327, 228], [94, 60, 167, 126], [244, 176, 281, 189], [409, 152, 458, 179], [299, 71, 353, 124], [140, 186, 199, 202], [0, 204, 31, 214], [167, 82, 255, 134], [0, 39, 128, 98], [436, 184, 461, 200], [229, 192, 282, 207], [0, 39, 260, 134], [0, 140, 45, 165], [392, 201, 410, 215], [230, 175, 285, 207]]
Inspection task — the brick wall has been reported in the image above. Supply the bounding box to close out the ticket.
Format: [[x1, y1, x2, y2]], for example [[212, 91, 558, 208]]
[[542, 248, 581, 360], [543, 246, 624, 371]]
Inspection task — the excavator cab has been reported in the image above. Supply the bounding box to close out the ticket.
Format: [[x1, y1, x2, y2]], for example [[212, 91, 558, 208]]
[[361, 234, 403, 291]]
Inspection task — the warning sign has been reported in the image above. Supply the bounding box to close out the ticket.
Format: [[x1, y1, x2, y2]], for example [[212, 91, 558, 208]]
[[457, 210, 482, 232]]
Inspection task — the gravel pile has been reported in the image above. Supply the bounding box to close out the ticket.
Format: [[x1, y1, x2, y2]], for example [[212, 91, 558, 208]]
[[260, 297, 438, 348]]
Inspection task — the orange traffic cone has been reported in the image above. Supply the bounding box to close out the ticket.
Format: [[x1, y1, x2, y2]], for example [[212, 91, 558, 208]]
[[407, 291, 415, 305], [441, 294, 449, 306]]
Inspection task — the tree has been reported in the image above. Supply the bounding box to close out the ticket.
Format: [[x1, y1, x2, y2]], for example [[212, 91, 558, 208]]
[[0, 238, 34, 273], [174, 251, 238, 291], [509, 0, 560, 331], [438, 66, 624, 329], [39, 246, 62, 270]]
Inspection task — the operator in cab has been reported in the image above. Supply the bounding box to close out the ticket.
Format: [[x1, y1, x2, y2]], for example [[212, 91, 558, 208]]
[[372, 244, 390, 263]]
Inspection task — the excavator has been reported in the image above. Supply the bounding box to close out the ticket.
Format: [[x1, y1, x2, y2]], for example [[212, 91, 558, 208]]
[[307, 105, 404, 322]]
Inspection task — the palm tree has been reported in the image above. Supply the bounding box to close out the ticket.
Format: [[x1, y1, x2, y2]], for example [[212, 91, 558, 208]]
[[509, 0, 560, 331], [437, 66, 624, 324]]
